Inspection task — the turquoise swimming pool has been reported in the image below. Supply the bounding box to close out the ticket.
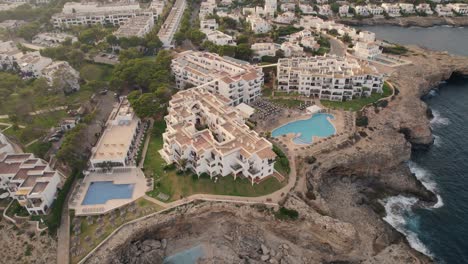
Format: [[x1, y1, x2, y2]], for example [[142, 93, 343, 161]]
[[82, 181, 134, 205], [272, 113, 336, 144]]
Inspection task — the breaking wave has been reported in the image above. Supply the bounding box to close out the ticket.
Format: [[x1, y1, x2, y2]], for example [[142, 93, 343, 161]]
[[381, 162, 443, 257], [433, 134, 442, 147], [430, 110, 450, 127]]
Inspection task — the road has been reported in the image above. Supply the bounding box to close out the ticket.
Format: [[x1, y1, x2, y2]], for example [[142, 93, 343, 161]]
[[328, 34, 347, 57]]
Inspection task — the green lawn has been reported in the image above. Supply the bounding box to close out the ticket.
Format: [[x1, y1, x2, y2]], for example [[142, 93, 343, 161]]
[[79, 63, 114, 82], [321, 83, 393, 112], [144, 120, 285, 202]]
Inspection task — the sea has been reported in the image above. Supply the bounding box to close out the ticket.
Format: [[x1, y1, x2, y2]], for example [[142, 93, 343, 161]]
[[359, 25, 468, 264]]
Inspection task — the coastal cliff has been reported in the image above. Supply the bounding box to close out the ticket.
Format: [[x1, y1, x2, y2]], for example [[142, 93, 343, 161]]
[[338, 16, 468, 28], [83, 48, 468, 264]]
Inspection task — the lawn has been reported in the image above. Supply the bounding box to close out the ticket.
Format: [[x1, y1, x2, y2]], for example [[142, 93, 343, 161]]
[[70, 198, 163, 264], [321, 82, 393, 112], [79, 63, 114, 82], [144, 120, 285, 202]]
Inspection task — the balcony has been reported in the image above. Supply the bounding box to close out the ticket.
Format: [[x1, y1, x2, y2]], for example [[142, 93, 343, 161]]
[[248, 167, 260, 177], [230, 163, 243, 173]]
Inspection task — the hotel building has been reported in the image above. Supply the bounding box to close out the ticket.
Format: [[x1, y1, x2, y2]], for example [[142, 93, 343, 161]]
[[157, 0, 187, 48], [171, 51, 264, 106], [0, 153, 62, 215], [277, 55, 384, 101], [114, 16, 155, 38], [89, 97, 141, 169], [160, 88, 276, 184]]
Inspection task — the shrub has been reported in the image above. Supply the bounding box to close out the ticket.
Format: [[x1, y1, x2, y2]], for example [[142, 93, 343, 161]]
[[305, 156, 317, 164], [356, 115, 368, 127], [275, 207, 299, 220]]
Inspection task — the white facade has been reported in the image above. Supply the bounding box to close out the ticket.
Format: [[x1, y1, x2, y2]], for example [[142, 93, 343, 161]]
[[251, 42, 280, 58], [367, 5, 384, 16], [280, 42, 304, 57], [114, 15, 155, 38], [171, 51, 264, 105], [353, 31, 382, 60], [339, 5, 350, 17], [399, 3, 415, 14], [382, 3, 401, 17], [0, 133, 15, 155], [42, 61, 81, 92], [435, 4, 454, 16], [264, 0, 277, 17], [32, 32, 78, 47], [274, 11, 296, 24], [277, 55, 384, 101], [158, 0, 187, 48], [280, 3, 295, 12], [416, 4, 434, 15], [1, 153, 62, 215], [205, 30, 236, 46], [90, 98, 141, 169], [247, 15, 271, 33], [448, 3, 468, 15], [299, 4, 315, 14], [318, 5, 332, 16], [160, 88, 277, 184], [355, 5, 370, 16], [200, 19, 218, 32], [199, 0, 216, 19]]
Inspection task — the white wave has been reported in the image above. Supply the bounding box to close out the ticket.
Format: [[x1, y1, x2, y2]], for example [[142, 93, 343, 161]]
[[408, 161, 444, 208], [433, 134, 442, 147], [428, 89, 438, 97], [382, 195, 434, 257], [430, 110, 450, 127]]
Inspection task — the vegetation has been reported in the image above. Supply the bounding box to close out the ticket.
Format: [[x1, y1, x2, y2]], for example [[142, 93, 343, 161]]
[[272, 144, 290, 175], [382, 44, 408, 55], [202, 41, 253, 61], [5, 200, 29, 217], [356, 115, 368, 127], [275, 207, 299, 220], [25, 141, 52, 159]]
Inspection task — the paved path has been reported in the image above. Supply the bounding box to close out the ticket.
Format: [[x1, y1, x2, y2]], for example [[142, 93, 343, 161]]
[[327, 34, 347, 57], [138, 119, 154, 168], [24, 138, 39, 147], [57, 180, 78, 264]]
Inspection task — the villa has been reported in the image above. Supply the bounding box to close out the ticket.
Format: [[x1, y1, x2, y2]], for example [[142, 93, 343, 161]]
[[246, 15, 271, 34], [399, 3, 415, 14], [355, 5, 370, 17], [280, 3, 296, 12], [32, 32, 77, 47], [353, 31, 382, 60], [0, 153, 62, 215], [205, 30, 236, 46], [318, 5, 333, 16], [199, 0, 216, 19], [435, 4, 454, 16], [89, 97, 142, 169], [171, 51, 263, 105], [447, 3, 468, 15], [160, 87, 277, 184], [382, 3, 402, 17], [274, 11, 296, 24], [339, 5, 351, 17], [277, 55, 384, 101], [367, 4, 384, 16], [251, 42, 281, 58], [416, 3, 434, 15], [200, 19, 218, 32], [280, 42, 304, 57]]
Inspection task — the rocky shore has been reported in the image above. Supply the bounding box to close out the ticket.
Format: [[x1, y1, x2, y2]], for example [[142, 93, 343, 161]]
[[83, 47, 468, 264], [338, 16, 468, 28]]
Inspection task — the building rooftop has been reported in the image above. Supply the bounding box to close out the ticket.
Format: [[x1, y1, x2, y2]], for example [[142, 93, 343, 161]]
[[114, 16, 153, 38]]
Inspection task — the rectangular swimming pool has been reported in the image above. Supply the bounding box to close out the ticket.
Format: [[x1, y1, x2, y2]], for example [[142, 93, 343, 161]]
[[81, 181, 134, 205]]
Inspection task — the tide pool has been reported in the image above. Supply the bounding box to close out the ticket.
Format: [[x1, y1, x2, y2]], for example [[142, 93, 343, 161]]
[[272, 113, 336, 144]]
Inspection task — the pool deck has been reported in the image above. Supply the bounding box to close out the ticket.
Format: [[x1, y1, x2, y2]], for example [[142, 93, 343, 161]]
[[69, 167, 150, 216]]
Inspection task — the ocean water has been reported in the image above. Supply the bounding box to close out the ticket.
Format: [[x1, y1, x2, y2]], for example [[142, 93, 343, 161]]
[[361, 26, 468, 263]]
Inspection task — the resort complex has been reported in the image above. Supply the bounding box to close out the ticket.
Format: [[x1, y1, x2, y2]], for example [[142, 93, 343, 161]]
[[160, 87, 277, 184], [171, 51, 263, 105], [277, 55, 384, 101], [0, 153, 62, 215]]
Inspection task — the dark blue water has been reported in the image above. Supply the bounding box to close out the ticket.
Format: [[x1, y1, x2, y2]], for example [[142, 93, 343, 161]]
[[360, 26, 468, 263]]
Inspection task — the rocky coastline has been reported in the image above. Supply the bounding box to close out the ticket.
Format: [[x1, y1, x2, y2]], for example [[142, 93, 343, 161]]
[[337, 16, 468, 28], [83, 47, 468, 264]]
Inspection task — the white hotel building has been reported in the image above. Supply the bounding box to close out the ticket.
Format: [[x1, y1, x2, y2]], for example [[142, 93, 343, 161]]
[[89, 98, 141, 169], [160, 88, 276, 184], [158, 0, 187, 48], [0, 154, 62, 215], [277, 55, 384, 101], [171, 51, 264, 106]]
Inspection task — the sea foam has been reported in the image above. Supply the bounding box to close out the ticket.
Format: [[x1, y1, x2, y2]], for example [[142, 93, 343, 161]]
[[430, 110, 450, 127]]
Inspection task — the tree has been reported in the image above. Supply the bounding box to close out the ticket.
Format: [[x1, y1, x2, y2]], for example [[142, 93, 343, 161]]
[[17, 22, 41, 41], [187, 29, 206, 46], [330, 3, 340, 14], [118, 47, 144, 61], [342, 33, 352, 44], [235, 43, 253, 61]]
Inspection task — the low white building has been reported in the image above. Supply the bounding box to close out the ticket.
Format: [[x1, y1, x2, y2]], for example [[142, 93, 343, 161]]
[[114, 15, 155, 38], [171, 51, 264, 105], [274, 11, 296, 24], [251, 42, 281, 58], [199, 0, 216, 19], [247, 15, 271, 33], [416, 3, 434, 15], [355, 5, 370, 16], [435, 4, 454, 16], [1, 153, 62, 215], [399, 3, 415, 14], [0, 133, 16, 155], [32, 32, 78, 47], [367, 4, 384, 16], [280, 3, 296, 12], [90, 98, 141, 169], [42, 61, 81, 93], [205, 30, 236, 46], [339, 5, 351, 17], [299, 4, 315, 14], [448, 3, 468, 15], [200, 19, 218, 32], [280, 41, 304, 57], [318, 4, 332, 16], [15, 51, 53, 78], [277, 55, 384, 101], [382, 3, 401, 17], [160, 88, 277, 184]]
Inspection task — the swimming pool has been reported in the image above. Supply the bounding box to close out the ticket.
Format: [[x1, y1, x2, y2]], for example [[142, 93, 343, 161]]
[[81, 181, 134, 205], [272, 113, 336, 144]]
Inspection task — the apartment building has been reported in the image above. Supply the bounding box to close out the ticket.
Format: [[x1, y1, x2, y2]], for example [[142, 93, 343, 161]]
[[246, 15, 271, 33], [353, 30, 382, 60], [15, 51, 53, 78], [160, 87, 276, 184], [0, 153, 62, 215], [158, 0, 187, 48], [205, 30, 236, 46], [32, 32, 77, 47], [448, 3, 468, 15], [416, 3, 434, 15], [90, 98, 141, 169], [114, 16, 155, 38], [251, 42, 281, 58], [399, 3, 415, 14], [171, 51, 264, 105], [277, 55, 384, 101], [355, 5, 370, 16], [435, 4, 454, 16], [382, 3, 401, 17]]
